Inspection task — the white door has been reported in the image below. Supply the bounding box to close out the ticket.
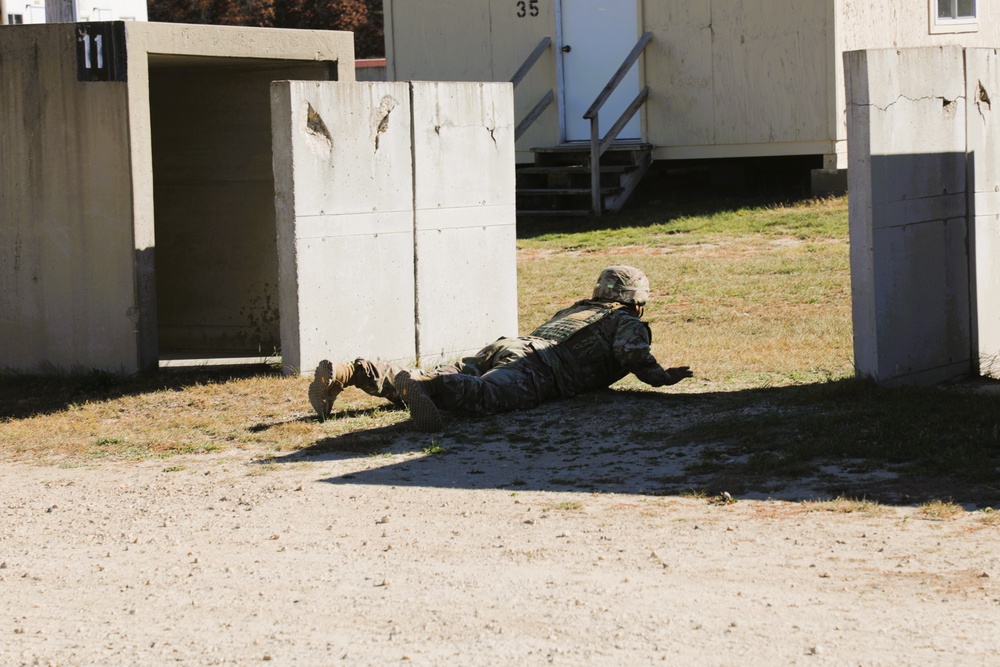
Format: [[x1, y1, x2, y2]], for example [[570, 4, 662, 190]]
[[560, 0, 640, 142]]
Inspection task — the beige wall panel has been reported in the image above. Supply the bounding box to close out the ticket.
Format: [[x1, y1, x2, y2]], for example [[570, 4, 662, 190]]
[[0, 25, 138, 372], [834, 0, 1000, 158], [489, 0, 558, 152], [387, 0, 559, 155], [388, 0, 493, 81], [642, 0, 714, 147], [710, 0, 829, 146], [839, 0, 1000, 53]]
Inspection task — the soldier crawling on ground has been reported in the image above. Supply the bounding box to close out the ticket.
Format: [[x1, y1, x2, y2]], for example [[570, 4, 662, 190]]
[[308, 265, 694, 432]]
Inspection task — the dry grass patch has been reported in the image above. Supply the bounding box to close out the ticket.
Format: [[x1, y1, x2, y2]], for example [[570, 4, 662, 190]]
[[976, 508, 1000, 527], [805, 496, 887, 517], [918, 500, 964, 520], [4, 194, 1000, 505]]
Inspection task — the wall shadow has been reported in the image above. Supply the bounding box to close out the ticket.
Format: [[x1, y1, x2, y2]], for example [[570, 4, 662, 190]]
[[0, 365, 281, 420], [270, 378, 1000, 508]]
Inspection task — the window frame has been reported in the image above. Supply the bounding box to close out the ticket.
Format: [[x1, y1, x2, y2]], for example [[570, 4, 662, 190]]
[[929, 0, 979, 35]]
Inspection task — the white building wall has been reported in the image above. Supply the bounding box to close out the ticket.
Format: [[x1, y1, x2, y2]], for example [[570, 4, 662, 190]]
[[2, 0, 45, 23], [833, 0, 1000, 169], [1, 0, 146, 24], [75, 0, 148, 22]]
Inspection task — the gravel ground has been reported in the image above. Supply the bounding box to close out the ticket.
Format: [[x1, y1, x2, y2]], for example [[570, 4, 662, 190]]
[[3, 419, 999, 667]]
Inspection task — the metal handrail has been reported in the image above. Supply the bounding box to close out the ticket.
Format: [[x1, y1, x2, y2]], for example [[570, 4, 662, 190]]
[[510, 37, 554, 142], [515, 89, 554, 141], [511, 36, 551, 88], [584, 31, 653, 215]]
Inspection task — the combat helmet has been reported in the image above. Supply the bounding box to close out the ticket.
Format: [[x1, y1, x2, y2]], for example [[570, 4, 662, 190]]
[[592, 265, 650, 306]]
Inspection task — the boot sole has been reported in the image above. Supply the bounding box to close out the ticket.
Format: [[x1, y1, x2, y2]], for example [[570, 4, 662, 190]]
[[309, 360, 334, 421], [395, 371, 442, 433]]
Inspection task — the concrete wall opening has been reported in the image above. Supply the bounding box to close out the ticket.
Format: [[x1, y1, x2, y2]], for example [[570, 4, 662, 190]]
[[147, 56, 337, 367]]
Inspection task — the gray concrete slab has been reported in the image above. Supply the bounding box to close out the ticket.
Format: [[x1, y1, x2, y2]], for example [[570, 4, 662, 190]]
[[0, 23, 353, 374], [410, 82, 519, 366], [272, 81, 519, 375], [271, 81, 417, 376], [846, 46, 972, 385], [966, 48, 1000, 377]]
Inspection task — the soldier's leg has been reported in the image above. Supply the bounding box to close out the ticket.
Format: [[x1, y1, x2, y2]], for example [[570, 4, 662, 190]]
[[309, 358, 409, 421], [308, 360, 355, 421], [348, 358, 411, 402], [432, 361, 560, 415], [351, 360, 446, 432]]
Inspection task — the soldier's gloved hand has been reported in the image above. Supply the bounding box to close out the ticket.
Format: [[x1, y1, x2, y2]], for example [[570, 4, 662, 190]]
[[664, 366, 693, 385]]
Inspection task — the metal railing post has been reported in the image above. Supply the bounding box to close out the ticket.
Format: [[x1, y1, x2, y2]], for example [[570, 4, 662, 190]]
[[582, 32, 653, 215]]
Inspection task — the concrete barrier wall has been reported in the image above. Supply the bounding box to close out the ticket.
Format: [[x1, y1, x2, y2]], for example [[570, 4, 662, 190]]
[[272, 81, 417, 375], [967, 49, 1000, 377], [272, 81, 518, 375], [0, 25, 139, 372], [410, 82, 518, 366], [846, 46, 1000, 384], [1, 23, 352, 374]]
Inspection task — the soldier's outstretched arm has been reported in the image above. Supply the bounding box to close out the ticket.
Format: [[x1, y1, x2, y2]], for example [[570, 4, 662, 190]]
[[612, 316, 693, 387], [663, 366, 693, 385]]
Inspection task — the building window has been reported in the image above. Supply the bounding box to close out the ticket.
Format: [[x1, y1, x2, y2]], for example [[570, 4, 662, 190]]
[[930, 0, 978, 33], [938, 0, 976, 20], [8, 13, 24, 23]]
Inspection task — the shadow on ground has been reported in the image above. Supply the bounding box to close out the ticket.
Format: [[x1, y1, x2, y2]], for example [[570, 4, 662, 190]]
[[0, 365, 281, 420], [271, 378, 1000, 508]]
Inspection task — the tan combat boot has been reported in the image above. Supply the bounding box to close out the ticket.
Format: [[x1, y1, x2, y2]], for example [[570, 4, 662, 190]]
[[308, 360, 354, 422], [394, 370, 442, 433]]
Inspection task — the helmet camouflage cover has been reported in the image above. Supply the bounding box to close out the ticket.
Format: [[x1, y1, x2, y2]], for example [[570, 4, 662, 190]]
[[592, 265, 650, 306]]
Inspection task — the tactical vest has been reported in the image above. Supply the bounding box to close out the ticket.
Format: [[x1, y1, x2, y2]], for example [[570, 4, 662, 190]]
[[529, 301, 623, 343]]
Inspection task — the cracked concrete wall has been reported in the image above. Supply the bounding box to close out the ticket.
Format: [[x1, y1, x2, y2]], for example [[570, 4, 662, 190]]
[[0, 23, 354, 373], [967, 48, 1000, 378], [846, 46, 1000, 385], [410, 82, 518, 367], [272, 81, 417, 376], [271, 81, 517, 375], [0, 25, 138, 372]]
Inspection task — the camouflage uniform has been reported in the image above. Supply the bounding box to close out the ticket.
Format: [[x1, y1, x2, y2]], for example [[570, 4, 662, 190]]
[[312, 265, 691, 428], [347, 299, 673, 416]]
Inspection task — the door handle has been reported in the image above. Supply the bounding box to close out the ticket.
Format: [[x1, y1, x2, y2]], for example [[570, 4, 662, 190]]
[[561, 44, 572, 53]]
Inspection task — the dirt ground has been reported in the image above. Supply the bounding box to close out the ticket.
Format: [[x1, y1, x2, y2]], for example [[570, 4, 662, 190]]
[[3, 397, 999, 667]]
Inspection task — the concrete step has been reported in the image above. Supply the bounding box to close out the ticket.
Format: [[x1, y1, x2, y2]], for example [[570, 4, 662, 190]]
[[516, 186, 623, 196], [517, 142, 654, 215], [517, 164, 636, 175], [516, 209, 592, 217]]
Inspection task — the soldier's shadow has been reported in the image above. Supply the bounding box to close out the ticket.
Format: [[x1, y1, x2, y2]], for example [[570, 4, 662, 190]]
[[248, 406, 401, 433], [267, 380, 1000, 507]]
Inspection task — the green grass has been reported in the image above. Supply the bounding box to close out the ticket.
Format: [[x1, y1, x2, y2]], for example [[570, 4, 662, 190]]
[[518, 197, 847, 251], [517, 196, 852, 386], [3, 192, 999, 502]]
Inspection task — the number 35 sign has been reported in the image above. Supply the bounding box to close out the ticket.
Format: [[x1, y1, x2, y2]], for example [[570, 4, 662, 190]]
[[516, 0, 540, 18]]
